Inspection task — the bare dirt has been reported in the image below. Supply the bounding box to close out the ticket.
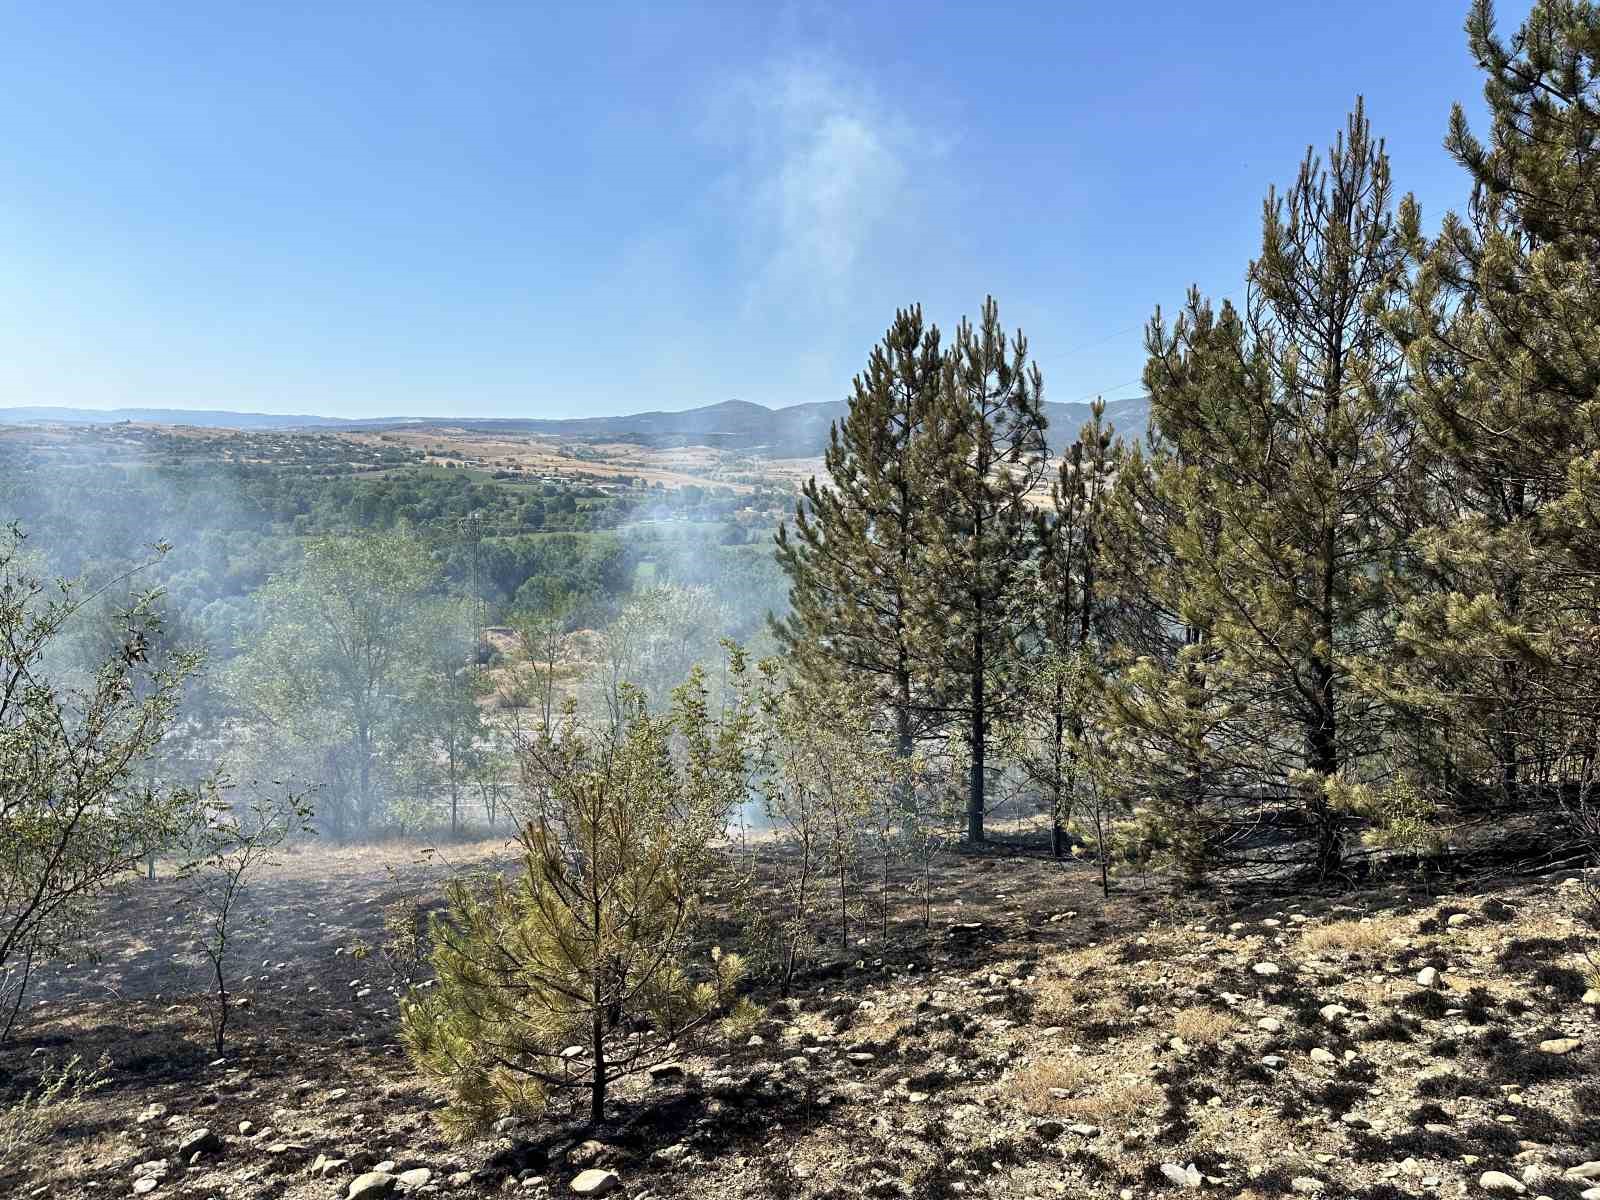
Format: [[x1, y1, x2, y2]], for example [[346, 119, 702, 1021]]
[[345, 429, 801, 494], [3, 837, 1597, 1200]]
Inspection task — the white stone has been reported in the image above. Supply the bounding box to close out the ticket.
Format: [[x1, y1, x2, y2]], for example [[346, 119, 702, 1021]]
[[1159, 1163, 1202, 1190], [569, 1170, 620, 1197], [1478, 1171, 1525, 1194]]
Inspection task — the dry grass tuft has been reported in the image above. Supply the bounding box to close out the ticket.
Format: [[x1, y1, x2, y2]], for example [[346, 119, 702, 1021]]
[[1032, 964, 1134, 1033], [1299, 916, 1402, 956], [1033, 977, 1078, 1025], [0, 1054, 108, 1169], [1012, 1056, 1095, 1114], [1173, 1006, 1233, 1045], [1013, 1054, 1165, 1130], [1063, 1079, 1165, 1129]]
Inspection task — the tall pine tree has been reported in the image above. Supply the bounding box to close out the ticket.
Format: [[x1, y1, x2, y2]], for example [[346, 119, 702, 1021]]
[[919, 298, 1049, 843], [1384, 0, 1600, 825], [774, 306, 944, 757], [1015, 401, 1118, 860], [1130, 102, 1411, 877]]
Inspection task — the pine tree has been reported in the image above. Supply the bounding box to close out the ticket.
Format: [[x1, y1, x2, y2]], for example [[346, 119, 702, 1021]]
[[1130, 102, 1410, 878], [919, 298, 1050, 842], [1095, 316, 1241, 883], [774, 306, 944, 758], [1012, 401, 1118, 860], [401, 691, 746, 1131], [1383, 0, 1600, 825]]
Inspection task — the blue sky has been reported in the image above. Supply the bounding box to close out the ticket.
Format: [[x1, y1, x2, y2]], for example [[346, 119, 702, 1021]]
[[0, 2, 1522, 420]]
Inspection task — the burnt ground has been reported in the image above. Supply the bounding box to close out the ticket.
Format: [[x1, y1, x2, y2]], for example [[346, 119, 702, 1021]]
[[2, 833, 1598, 1200]]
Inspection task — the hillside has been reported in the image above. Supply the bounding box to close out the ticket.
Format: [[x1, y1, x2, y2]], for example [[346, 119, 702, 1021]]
[[0, 406, 359, 430], [0, 396, 1151, 458], [4, 838, 1595, 1200]]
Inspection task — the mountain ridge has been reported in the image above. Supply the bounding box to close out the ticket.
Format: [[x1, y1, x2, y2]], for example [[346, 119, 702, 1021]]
[[0, 395, 1150, 457]]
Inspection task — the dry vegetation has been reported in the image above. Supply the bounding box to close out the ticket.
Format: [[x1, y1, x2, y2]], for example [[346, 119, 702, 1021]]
[[345, 427, 819, 493], [1, 836, 1596, 1200], [1298, 917, 1405, 957]]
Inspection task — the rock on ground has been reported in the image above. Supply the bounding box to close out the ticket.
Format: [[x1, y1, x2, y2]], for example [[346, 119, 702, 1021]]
[[1478, 1170, 1526, 1194], [348, 1171, 396, 1200]]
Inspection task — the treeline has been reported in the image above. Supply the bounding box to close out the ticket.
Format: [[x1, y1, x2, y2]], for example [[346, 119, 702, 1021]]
[[141, 527, 788, 836], [0, 451, 786, 658], [778, 0, 1600, 882]]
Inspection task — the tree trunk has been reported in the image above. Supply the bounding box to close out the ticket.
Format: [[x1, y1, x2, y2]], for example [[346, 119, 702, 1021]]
[[922, 859, 932, 928], [1051, 673, 1067, 860], [881, 851, 890, 943], [213, 956, 229, 1054], [1308, 651, 1341, 879], [357, 719, 373, 832], [2, 942, 35, 1043], [838, 861, 849, 950], [1310, 359, 1343, 879], [589, 1011, 606, 1127], [449, 750, 459, 837], [967, 619, 985, 843], [896, 660, 913, 760]]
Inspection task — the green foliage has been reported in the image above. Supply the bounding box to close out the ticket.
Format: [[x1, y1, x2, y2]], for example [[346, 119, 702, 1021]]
[[228, 530, 461, 834], [1379, 0, 1600, 822], [775, 305, 944, 758], [591, 585, 728, 726], [401, 690, 749, 1131], [719, 993, 765, 1044], [1112, 101, 1409, 879], [756, 672, 908, 982], [775, 299, 1048, 843], [1014, 400, 1120, 867], [1332, 774, 1443, 858], [0, 524, 204, 1037], [918, 297, 1050, 841]]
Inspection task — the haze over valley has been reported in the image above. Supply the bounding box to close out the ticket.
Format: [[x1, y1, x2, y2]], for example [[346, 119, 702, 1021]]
[[3, 5, 1599, 1200]]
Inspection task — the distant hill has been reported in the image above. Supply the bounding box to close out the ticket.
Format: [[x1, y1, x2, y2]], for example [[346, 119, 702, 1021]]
[[0, 406, 360, 430], [0, 395, 1150, 457]]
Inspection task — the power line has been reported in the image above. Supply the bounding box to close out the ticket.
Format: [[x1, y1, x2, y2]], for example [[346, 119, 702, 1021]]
[[1053, 279, 1234, 407], [1057, 323, 1143, 356], [1060, 379, 1145, 407]]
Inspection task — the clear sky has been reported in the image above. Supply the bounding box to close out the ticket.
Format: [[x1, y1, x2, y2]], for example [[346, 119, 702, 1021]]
[[0, 2, 1524, 420]]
